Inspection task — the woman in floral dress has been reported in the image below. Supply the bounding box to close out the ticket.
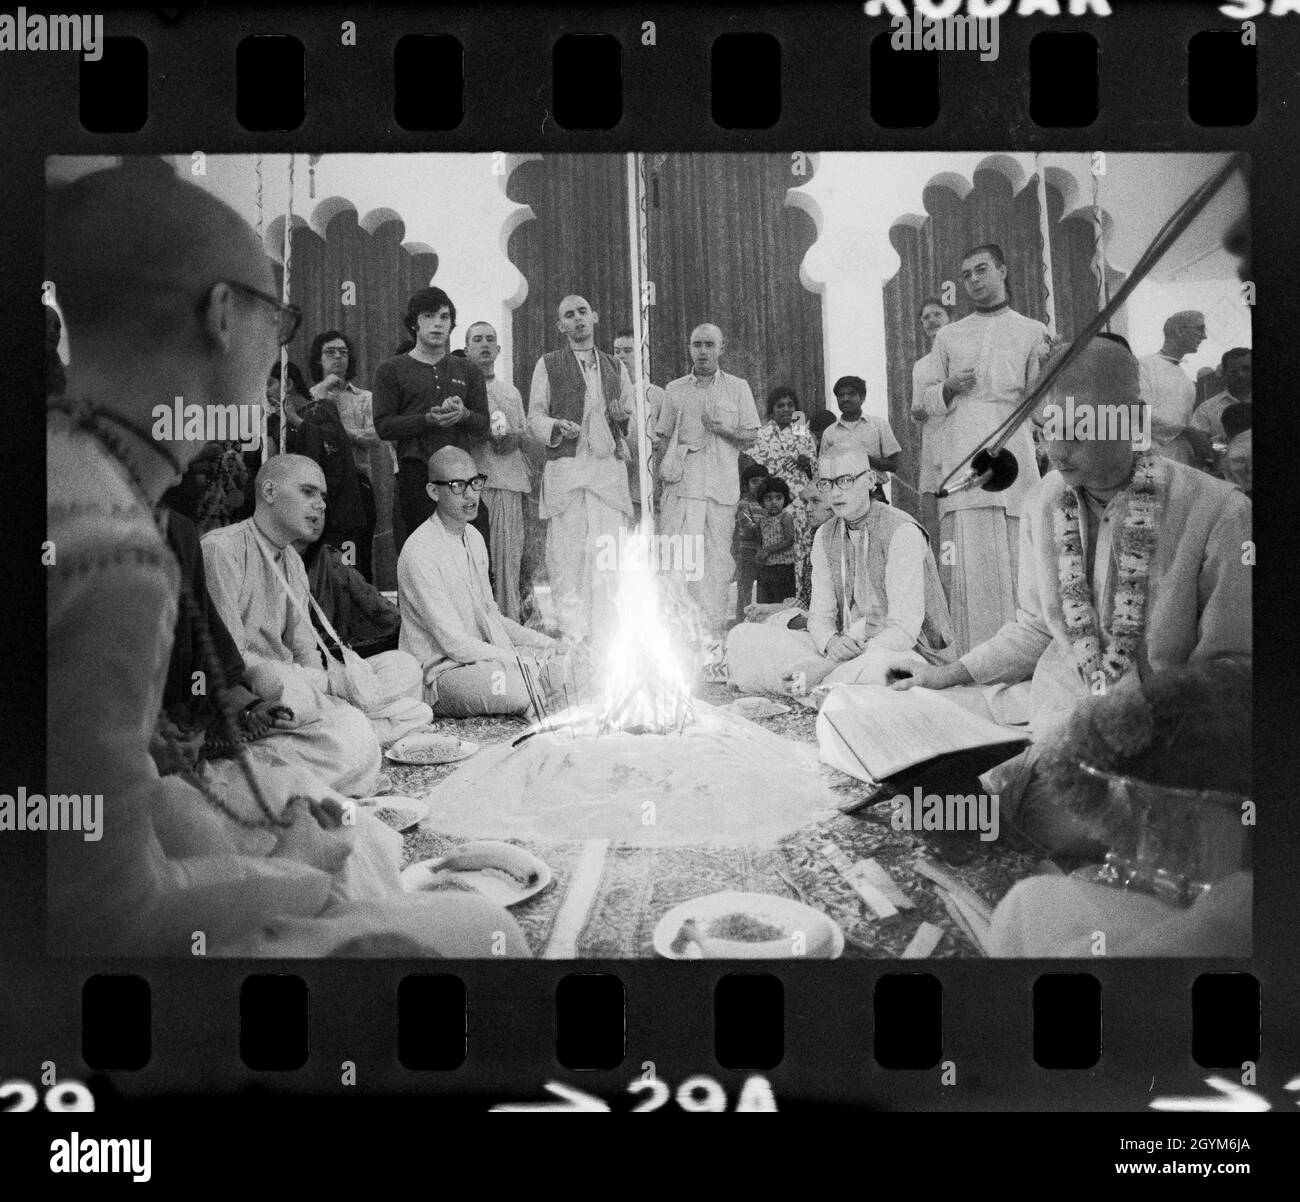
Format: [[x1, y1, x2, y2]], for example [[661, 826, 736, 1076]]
[[744, 385, 818, 597]]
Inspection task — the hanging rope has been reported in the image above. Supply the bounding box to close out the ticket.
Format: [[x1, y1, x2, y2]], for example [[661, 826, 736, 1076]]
[[1035, 153, 1058, 338], [279, 154, 295, 455], [1091, 158, 1111, 329]]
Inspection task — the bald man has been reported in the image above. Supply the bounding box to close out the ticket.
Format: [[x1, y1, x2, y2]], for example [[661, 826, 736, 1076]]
[[726, 447, 955, 695], [398, 446, 562, 717], [203, 454, 432, 753], [1137, 310, 1214, 466], [655, 323, 761, 632], [527, 295, 635, 642], [888, 338, 1252, 852], [45, 163, 365, 954]]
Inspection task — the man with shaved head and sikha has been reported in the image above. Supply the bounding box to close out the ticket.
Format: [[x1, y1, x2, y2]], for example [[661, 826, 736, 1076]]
[[527, 294, 636, 642], [655, 322, 761, 633], [398, 446, 563, 717], [203, 453, 432, 752], [888, 336, 1252, 853], [45, 163, 366, 953]]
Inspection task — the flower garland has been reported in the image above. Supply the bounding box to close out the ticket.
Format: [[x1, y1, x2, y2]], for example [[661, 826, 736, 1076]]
[[1053, 450, 1160, 687]]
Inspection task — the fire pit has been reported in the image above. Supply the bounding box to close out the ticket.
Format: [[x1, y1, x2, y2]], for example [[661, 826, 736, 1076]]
[[420, 531, 840, 846]]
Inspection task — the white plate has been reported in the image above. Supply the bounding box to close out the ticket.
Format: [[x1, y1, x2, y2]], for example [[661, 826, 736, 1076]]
[[653, 891, 844, 960], [385, 732, 479, 766], [400, 841, 552, 907], [721, 696, 792, 720], [362, 796, 428, 832]]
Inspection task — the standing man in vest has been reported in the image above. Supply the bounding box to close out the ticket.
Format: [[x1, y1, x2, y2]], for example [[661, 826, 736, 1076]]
[[373, 286, 492, 554], [527, 294, 634, 643], [655, 323, 761, 634]]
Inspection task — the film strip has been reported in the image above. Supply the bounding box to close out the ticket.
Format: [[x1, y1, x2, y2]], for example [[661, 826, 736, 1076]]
[[3, 0, 1299, 1169]]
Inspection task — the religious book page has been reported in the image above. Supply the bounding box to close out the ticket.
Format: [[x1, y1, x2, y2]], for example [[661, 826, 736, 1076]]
[[816, 685, 1030, 783]]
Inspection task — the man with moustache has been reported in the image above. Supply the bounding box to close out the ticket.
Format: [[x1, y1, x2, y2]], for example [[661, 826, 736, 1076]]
[[203, 455, 432, 749], [398, 446, 564, 717], [527, 294, 635, 642], [655, 322, 761, 633], [916, 244, 1053, 654], [889, 338, 1252, 853], [1192, 347, 1252, 455], [465, 320, 531, 621], [725, 447, 954, 696], [373, 286, 492, 552]]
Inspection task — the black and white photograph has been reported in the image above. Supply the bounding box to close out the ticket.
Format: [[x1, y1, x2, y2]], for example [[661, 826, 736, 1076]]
[[41, 148, 1253, 962]]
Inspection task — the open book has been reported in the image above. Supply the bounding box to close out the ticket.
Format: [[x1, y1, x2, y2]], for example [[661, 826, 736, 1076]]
[[816, 684, 1030, 788]]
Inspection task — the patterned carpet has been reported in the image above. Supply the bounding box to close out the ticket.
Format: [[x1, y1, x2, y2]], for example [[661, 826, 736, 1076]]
[[385, 683, 1047, 958]]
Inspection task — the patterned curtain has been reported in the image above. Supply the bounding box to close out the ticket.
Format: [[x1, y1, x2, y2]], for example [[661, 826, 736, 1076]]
[[508, 154, 824, 421]]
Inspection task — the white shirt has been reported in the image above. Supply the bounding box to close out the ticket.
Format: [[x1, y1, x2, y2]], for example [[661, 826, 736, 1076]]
[[656, 370, 761, 505], [1137, 354, 1197, 465]]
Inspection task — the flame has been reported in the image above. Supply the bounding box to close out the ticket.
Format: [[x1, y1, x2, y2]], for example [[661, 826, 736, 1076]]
[[596, 527, 703, 734]]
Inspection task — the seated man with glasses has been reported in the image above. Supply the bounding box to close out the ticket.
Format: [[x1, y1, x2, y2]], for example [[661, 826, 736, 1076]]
[[398, 447, 569, 718], [726, 447, 955, 696]]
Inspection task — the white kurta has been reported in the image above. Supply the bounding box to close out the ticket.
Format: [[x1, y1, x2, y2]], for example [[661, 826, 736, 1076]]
[[398, 515, 553, 714], [1137, 353, 1197, 465], [528, 350, 635, 640], [911, 349, 947, 494], [203, 519, 428, 753]]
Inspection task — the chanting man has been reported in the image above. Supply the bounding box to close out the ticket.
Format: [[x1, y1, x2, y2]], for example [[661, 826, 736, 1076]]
[[465, 320, 531, 621], [726, 447, 955, 695], [909, 296, 953, 544], [398, 446, 566, 717], [889, 338, 1252, 853], [655, 323, 761, 633], [527, 294, 635, 643], [915, 244, 1052, 654], [202, 455, 433, 749], [1136, 310, 1214, 467]]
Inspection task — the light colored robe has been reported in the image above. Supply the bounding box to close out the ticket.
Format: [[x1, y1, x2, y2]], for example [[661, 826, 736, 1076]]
[[1137, 353, 1197, 465], [202, 519, 429, 752], [397, 514, 553, 709], [961, 457, 1253, 737]]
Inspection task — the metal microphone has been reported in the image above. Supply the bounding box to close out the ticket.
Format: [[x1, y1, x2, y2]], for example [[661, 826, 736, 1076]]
[[937, 447, 1020, 498]]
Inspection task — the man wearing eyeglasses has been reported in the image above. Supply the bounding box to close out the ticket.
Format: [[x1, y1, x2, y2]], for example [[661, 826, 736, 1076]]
[[44, 163, 366, 956], [726, 447, 955, 696], [398, 447, 565, 717]]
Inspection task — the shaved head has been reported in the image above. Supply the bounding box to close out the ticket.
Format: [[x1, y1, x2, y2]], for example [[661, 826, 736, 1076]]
[[47, 160, 272, 344], [427, 445, 477, 482], [557, 294, 591, 319], [1042, 337, 1141, 411], [691, 323, 723, 345], [255, 453, 324, 499]]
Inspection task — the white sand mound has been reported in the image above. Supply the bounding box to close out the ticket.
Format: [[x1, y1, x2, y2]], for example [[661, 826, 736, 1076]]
[[419, 701, 838, 846]]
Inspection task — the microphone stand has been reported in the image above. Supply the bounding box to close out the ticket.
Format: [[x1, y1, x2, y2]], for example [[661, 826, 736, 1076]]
[[936, 152, 1247, 500]]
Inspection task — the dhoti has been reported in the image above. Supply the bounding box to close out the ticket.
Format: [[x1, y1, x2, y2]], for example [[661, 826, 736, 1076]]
[[659, 492, 735, 631], [426, 653, 567, 719], [726, 620, 926, 696], [545, 487, 627, 643], [483, 487, 525, 621], [938, 509, 1020, 655]]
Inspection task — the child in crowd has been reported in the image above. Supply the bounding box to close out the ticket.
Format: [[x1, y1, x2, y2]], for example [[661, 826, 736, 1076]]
[[732, 464, 769, 623], [754, 476, 797, 603]]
